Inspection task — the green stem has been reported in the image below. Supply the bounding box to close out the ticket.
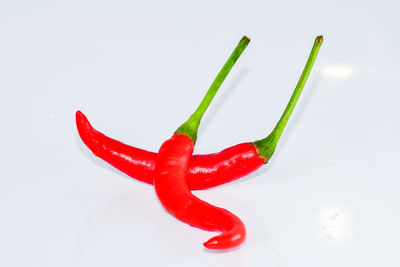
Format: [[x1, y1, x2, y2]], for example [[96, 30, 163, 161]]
[[175, 36, 250, 142], [253, 35, 323, 162]]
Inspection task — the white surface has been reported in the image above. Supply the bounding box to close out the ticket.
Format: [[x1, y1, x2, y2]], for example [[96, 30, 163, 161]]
[[1, 0, 399, 266]]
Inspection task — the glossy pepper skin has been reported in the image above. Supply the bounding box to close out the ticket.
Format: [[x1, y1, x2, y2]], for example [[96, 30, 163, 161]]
[[76, 110, 265, 190], [154, 134, 246, 249]]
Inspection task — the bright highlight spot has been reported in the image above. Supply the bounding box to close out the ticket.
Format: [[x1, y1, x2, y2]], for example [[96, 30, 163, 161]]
[[318, 205, 353, 242], [322, 64, 355, 79]]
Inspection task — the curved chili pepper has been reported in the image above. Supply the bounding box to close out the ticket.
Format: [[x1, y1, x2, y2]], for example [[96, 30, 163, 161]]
[[76, 110, 263, 189], [76, 36, 323, 192], [154, 36, 250, 250]]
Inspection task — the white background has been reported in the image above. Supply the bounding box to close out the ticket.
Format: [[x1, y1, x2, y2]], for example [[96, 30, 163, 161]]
[[1, 0, 399, 266]]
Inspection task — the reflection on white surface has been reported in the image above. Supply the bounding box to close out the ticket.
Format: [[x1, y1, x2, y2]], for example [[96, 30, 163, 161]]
[[321, 64, 355, 79], [318, 205, 353, 243]]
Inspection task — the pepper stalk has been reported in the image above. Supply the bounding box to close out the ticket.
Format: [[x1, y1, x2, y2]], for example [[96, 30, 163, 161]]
[[175, 36, 250, 143], [253, 35, 323, 162]]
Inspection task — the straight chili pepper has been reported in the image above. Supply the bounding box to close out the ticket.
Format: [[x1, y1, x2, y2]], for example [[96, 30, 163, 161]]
[[154, 36, 250, 250], [76, 36, 323, 191]]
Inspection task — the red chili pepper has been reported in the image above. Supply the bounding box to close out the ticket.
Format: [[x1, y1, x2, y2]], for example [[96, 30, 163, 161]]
[[76, 110, 263, 190], [76, 36, 323, 192], [154, 36, 250, 250]]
